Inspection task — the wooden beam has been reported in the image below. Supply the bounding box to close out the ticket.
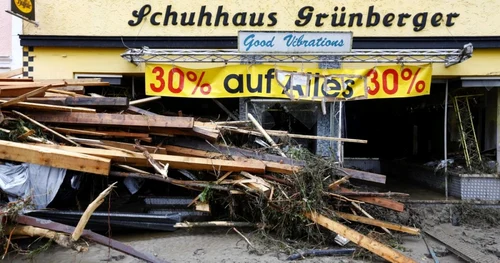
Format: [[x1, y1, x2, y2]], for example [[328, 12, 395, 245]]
[[169, 137, 304, 166], [335, 211, 420, 235], [339, 187, 404, 212], [0, 84, 64, 108], [342, 168, 386, 184], [38, 78, 109, 86], [101, 140, 167, 154], [12, 110, 80, 146], [51, 128, 152, 142], [221, 126, 368, 144], [34, 145, 267, 174], [0, 86, 48, 97], [304, 211, 417, 263], [164, 145, 299, 174], [24, 112, 194, 129], [0, 99, 96, 113], [0, 68, 22, 78], [64, 97, 129, 110], [126, 105, 159, 116], [0, 140, 110, 175]]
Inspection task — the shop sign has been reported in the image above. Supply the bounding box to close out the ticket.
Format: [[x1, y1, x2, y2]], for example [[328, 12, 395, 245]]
[[10, 0, 35, 21], [238, 31, 352, 53], [145, 64, 432, 101]]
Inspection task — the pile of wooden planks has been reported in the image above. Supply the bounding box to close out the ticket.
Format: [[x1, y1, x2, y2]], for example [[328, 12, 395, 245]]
[[0, 76, 417, 263]]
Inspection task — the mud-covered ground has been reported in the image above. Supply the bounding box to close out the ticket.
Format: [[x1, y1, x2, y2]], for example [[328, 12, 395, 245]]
[[6, 203, 500, 263]]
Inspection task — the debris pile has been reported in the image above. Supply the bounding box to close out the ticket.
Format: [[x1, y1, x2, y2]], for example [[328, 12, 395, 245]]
[[0, 74, 418, 263]]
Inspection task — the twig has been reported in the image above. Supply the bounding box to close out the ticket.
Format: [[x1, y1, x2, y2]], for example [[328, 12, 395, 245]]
[[247, 113, 287, 158], [323, 192, 363, 203], [233, 227, 257, 251], [328, 175, 351, 190], [71, 182, 117, 242]]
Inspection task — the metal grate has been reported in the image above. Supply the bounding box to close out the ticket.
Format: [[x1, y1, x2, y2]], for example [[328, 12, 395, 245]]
[[121, 43, 473, 67]]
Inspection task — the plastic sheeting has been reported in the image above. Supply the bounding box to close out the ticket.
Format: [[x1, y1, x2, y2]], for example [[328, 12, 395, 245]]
[[0, 163, 66, 209]]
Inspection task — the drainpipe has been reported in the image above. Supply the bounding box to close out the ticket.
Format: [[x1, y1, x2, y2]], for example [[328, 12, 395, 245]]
[[444, 80, 449, 200]]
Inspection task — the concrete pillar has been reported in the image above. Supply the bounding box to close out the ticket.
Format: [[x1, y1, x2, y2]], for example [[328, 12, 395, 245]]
[[316, 56, 341, 159]]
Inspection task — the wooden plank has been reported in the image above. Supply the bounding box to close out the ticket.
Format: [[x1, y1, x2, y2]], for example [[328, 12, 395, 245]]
[[126, 105, 159, 116], [339, 187, 404, 212], [0, 68, 23, 78], [24, 112, 194, 129], [0, 100, 96, 113], [13, 110, 80, 146], [335, 211, 420, 235], [164, 145, 299, 174], [51, 127, 151, 141], [169, 137, 304, 166], [0, 140, 110, 175], [35, 145, 267, 174], [305, 211, 417, 263], [342, 168, 386, 184], [0, 86, 47, 97], [0, 84, 61, 108], [38, 78, 109, 86], [64, 97, 129, 110], [101, 140, 167, 154], [221, 126, 368, 144]]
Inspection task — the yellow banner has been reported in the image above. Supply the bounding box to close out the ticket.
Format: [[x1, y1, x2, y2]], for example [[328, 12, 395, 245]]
[[145, 64, 432, 100]]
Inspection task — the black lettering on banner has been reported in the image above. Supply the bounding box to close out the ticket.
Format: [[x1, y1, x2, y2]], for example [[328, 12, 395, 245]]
[[295, 6, 313, 26], [129, 4, 151, 26], [282, 77, 304, 97], [246, 74, 263, 93], [322, 78, 341, 97], [264, 69, 275, 93], [224, 74, 244, 93], [342, 79, 355, 98]]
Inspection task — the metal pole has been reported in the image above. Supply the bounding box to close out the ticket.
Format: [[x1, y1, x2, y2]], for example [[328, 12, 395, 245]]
[[444, 80, 449, 200]]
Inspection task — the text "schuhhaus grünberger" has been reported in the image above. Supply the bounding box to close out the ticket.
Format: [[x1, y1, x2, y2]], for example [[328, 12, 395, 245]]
[[129, 5, 460, 32]]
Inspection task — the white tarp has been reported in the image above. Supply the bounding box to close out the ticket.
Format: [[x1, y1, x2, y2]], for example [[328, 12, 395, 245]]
[[0, 163, 66, 209]]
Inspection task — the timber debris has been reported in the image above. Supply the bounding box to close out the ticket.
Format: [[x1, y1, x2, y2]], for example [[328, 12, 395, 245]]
[[0, 76, 417, 262]]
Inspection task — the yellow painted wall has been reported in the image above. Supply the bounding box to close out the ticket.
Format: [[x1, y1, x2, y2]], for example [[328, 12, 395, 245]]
[[24, 0, 496, 37], [31, 47, 500, 79]]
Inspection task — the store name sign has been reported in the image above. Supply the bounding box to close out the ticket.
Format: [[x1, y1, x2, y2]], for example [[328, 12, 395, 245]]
[[129, 5, 460, 32], [238, 31, 352, 53]]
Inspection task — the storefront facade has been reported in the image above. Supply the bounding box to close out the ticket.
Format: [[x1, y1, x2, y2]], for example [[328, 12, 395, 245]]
[[18, 0, 500, 200]]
